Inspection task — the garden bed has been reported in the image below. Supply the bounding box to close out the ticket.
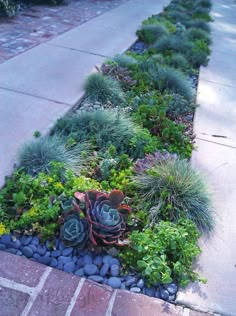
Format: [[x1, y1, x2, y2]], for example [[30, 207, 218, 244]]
[[0, 0, 213, 305]]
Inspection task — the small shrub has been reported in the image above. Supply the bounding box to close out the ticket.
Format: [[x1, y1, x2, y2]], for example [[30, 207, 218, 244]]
[[186, 27, 212, 45], [120, 219, 203, 286], [166, 93, 196, 117], [83, 73, 124, 105], [133, 159, 214, 233], [113, 54, 138, 68], [18, 136, 88, 176], [148, 65, 194, 101], [129, 127, 160, 159], [131, 102, 192, 158], [137, 24, 168, 44]]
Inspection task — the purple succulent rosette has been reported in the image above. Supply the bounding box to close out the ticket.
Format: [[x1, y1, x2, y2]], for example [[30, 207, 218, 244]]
[[75, 190, 131, 246], [134, 150, 178, 173]]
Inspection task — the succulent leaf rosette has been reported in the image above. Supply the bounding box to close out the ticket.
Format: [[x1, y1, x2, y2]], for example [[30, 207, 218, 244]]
[[74, 190, 131, 246], [60, 213, 88, 248]]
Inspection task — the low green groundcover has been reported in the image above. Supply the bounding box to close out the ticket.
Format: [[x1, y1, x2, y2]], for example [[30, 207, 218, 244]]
[[0, 0, 213, 292]]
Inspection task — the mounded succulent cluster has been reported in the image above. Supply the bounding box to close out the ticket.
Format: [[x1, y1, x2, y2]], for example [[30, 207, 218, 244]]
[[60, 190, 131, 248]]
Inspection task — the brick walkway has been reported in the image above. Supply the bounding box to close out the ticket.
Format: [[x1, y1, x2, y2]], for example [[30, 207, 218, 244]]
[[0, 0, 129, 64], [0, 251, 214, 316]]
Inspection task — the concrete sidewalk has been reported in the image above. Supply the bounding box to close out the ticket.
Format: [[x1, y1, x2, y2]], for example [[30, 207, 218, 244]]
[[0, 0, 169, 187], [176, 1, 236, 315]]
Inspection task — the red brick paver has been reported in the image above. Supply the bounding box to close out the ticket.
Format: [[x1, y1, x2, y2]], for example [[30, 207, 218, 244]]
[[0, 251, 214, 316], [0, 0, 129, 64], [27, 269, 80, 316], [71, 281, 113, 316], [0, 287, 30, 316], [0, 250, 47, 287]]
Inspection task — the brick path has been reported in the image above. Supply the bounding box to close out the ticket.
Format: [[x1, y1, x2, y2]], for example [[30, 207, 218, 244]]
[[0, 0, 129, 64], [0, 251, 214, 316]]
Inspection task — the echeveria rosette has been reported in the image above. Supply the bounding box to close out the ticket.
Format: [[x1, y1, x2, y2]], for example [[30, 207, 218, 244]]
[[60, 213, 88, 248], [74, 190, 131, 246]]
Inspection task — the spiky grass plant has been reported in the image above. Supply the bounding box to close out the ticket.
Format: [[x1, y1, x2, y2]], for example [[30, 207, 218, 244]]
[[18, 136, 89, 176], [194, 0, 212, 9], [84, 73, 124, 105], [133, 159, 214, 233], [137, 24, 168, 44], [187, 27, 212, 45], [148, 65, 193, 101], [53, 109, 137, 154], [113, 54, 138, 68], [185, 19, 211, 33], [153, 34, 194, 55], [167, 53, 190, 70]]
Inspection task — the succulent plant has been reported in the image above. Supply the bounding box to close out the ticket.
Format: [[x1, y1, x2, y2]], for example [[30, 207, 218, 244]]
[[60, 213, 88, 248], [101, 63, 137, 89], [134, 151, 177, 173], [75, 190, 131, 246]]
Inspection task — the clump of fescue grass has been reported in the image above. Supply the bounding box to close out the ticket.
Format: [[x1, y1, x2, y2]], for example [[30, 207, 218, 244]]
[[185, 19, 211, 33], [195, 0, 212, 9], [133, 159, 214, 233], [18, 135, 89, 176], [137, 23, 168, 44], [53, 109, 137, 154], [153, 34, 194, 55], [83, 73, 124, 105], [167, 53, 190, 70], [113, 54, 138, 68], [148, 65, 194, 101], [187, 27, 212, 45]]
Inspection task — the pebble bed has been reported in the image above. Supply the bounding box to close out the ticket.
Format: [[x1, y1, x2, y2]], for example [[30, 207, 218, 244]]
[[0, 233, 178, 302]]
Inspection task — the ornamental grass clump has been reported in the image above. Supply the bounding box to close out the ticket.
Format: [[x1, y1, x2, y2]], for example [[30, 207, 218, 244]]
[[133, 159, 214, 233], [153, 34, 194, 55], [194, 0, 212, 9], [18, 136, 89, 176], [185, 19, 211, 33], [53, 109, 137, 154], [113, 54, 138, 68], [137, 24, 168, 44], [167, 53, 190, 71], [84, 72, 124, 105], [186, 28, 212, 45], [148, 65, 194, 101]]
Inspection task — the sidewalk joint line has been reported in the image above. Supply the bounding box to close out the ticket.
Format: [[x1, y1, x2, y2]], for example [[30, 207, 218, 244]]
[[46, 43, 111, 59], [0, 86, 71, 106], [21, 267, 52, 316], [0, 277, 33, 295], [65, 278, 85, 316], [105, 289, 117, 316], [201, 78, 236, 89], [196, 137, 236, 149]]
